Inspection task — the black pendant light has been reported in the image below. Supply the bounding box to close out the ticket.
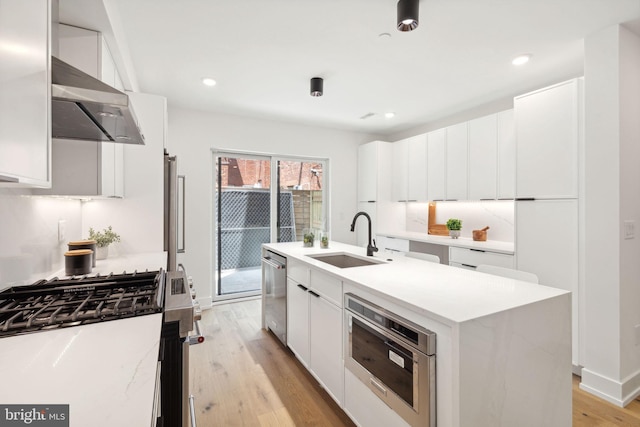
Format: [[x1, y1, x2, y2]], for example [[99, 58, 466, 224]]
[[310, 77, 323, 97], [397, 0, 419, 32]]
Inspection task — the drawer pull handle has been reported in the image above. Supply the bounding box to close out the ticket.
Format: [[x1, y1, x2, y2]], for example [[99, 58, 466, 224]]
[[309, 290, 320, 298], [297, 284, 308, 291], [370, 378, 387, 396], [461, 263, 477, 269], [470, 249, 486, 253]]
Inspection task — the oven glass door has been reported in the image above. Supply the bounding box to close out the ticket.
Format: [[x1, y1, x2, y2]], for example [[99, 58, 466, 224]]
[[350, 315, 416, 407]]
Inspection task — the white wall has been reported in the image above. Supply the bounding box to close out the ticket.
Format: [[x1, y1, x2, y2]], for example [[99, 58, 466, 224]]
[[167, 107, 378, 305], [582, 23, 640, 407], [0, 189, 82, 286]]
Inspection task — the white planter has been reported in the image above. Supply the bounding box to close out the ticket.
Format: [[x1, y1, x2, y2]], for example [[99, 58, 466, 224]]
[[96, 245, 109, 260], [449, 230, 461, 239]]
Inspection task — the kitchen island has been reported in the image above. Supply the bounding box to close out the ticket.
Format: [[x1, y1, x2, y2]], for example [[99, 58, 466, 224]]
[[262, 241, 571, 427]]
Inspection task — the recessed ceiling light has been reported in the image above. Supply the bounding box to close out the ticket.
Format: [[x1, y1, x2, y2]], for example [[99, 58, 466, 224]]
[[202, 77, 217, 87], [385, 112, 396, 119], [512, 54, 531, 66]]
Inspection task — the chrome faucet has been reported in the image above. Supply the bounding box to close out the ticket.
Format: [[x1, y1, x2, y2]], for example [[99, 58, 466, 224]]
[[350, 211, 378, 256]]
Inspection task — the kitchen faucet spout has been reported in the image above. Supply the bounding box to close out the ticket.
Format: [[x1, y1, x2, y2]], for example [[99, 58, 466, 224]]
[[350, 211, 378, 256]]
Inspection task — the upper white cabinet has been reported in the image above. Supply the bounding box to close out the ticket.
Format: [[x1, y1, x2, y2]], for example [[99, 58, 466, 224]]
[[445, 122, 469, 200], [407, 135, 428, 202], [515, 79, 582, 199], [35, 24, 126, 198], [391, 139, 409, 202], [358, 141, 384, 202], [392, 135, 428, 202], [0, 0, 51, 187], [469, 115, 498, 200], [427, 129, 446, 200], [497, 109, 516, 199]]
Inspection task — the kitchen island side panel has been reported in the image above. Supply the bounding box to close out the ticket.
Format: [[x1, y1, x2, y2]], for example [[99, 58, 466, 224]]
[[458, 293, 572, 427]]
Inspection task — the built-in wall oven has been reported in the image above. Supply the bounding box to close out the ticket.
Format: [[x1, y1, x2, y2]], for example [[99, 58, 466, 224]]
[[345, 293, 436, 427]]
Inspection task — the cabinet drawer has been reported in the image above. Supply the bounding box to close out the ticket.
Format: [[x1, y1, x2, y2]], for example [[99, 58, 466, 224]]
[[449, 247, 514, 269], [381, 236, 409, 252], [309, 269, 342, 307], [287, 259, 309, 285]]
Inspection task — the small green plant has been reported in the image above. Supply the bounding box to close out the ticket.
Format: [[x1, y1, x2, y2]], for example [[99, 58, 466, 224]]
[[88, 226, 121, 248], [320, 235, 329, 248], [446, 218, 462, 231]]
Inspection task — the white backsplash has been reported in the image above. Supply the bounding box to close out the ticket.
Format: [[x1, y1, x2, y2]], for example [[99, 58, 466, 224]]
[[0, 189, 83, 286], [406, 200, 514, 242]]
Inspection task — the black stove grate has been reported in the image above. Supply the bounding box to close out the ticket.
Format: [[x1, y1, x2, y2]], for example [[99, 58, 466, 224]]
[[0, 270, 164, 337]]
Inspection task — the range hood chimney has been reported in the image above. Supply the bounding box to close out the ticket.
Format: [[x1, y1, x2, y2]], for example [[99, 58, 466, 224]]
[[51, 57, 145, 145]]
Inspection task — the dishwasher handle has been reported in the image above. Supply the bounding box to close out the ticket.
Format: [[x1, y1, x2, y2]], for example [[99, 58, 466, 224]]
[[262, 257, 285, 270]]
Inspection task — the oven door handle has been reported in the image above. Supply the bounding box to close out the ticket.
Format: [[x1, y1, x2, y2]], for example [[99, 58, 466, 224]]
[[188, 321, 205, 345], [384, 340, 413, 361]]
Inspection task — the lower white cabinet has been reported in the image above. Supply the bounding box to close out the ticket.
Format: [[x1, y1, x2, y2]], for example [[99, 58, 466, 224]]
[[286, 267, 343, 406], [287, 278, 310, 366], [344, 369, 410, 427], [449, 247, 514, 270], [309, 292, 343, 404]]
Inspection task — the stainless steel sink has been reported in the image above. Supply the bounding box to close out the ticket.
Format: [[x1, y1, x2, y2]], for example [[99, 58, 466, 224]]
[[307, 253, 385, 268]]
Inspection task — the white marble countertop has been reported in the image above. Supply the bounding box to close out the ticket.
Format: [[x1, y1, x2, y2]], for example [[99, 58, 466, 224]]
[[377, 230, 515, 254], [263, 241, 566, 325], [0, 313, 163, 427]]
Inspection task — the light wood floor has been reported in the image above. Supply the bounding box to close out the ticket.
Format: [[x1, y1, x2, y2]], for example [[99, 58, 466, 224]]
[[190, 299, 640, 426]]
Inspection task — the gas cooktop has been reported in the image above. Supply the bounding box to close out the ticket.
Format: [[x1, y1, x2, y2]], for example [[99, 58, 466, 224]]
[[0, 270, 164, 337]]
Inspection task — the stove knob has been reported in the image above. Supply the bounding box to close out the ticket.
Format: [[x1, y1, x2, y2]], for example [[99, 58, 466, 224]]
[[188, 276, 194, 288], [190, 288, 197, 299]]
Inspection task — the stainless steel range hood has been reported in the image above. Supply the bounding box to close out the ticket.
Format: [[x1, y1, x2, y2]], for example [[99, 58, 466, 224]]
[[51, 56, 145, 145]]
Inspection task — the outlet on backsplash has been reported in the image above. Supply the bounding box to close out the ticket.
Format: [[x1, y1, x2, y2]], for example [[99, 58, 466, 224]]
[[58, 219, 67, 243]]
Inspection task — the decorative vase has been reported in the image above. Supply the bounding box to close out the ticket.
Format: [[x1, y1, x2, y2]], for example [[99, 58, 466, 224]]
[[96, 245, 109, 260], [449, 230, 460, 239], [303, 228, 315, 247], [319, 231, 329, 249]]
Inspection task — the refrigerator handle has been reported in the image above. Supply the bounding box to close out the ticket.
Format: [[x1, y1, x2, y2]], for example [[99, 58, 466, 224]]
[[178, 175, 186, 254]]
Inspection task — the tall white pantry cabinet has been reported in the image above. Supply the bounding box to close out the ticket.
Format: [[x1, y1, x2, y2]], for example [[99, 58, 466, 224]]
[[514, 78, 583, 366]]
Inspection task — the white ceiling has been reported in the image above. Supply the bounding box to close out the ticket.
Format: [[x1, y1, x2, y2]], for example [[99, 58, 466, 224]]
[[60, 0, 640, 137]]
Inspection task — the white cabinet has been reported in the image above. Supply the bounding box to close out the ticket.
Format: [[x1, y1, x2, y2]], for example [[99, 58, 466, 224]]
[[391, 139, 409, 202], [407, 135, 428, 202], [356, 141, 393, 247], [515, 79, 581, 199], [449, 246, 514, 270], [427, 129, 446, 200], [392, 135, 428, 202], [469, 115, 498, 200], [287, 278, 310, 366], [497, 109, 516, 199], [286, 264, 343, 405], [516, 199, 579, 364], [0, 0, 50, 187], [35, 24, 125, 198], [445, 123, 469, 200], [376, 235, 410, 255], [309, 293, 343, 404], [357, 141, 380, 202]]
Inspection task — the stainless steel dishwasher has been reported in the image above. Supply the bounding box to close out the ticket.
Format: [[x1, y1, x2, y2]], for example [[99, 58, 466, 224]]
[[262, 250, 287, 345]]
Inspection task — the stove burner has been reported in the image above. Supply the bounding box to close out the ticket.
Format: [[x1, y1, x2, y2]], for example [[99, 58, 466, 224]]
[[0, 270, 164, 337]]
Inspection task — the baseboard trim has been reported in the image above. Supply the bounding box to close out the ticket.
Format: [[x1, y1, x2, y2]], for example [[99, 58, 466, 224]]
[[580, 368, 640, 407]]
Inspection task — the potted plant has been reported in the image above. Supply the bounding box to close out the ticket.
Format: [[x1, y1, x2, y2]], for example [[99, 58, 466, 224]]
[[446, 218, 462, 239], [303, 229, 315, 247], [88, 226, 121, 260], [320, 231, 329, 249]]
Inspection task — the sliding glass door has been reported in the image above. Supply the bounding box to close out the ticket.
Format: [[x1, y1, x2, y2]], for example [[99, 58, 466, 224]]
[[214, 152, 328, 300]]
